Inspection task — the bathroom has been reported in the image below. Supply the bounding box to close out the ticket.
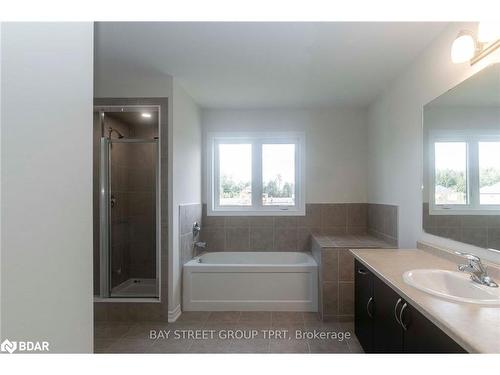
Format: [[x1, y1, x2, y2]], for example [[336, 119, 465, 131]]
[[1, 12, 500, 367], [88, 22, 499, 353]]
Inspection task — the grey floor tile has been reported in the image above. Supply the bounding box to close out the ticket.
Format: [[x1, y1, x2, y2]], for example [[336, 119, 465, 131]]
[[94, 338, 118, 353], [347, 335, 364, 353], [236, 321, 272, 335], [94, 311, 353, 354], [175, 311, 210, 324], [168, 321, 205, 331], [150, 338, 191, 353], [94, 322, 134, 339], [239, 311, 272, 324], [337, 321, 355, 332], [188, 338, 233, 353], [308, 339, 350, 353], [269, 339, 309, 353], [272, 311, 304, 324], [303, 320, 341, 330], [122, 324, 158, 340], [228, 338, 270, 353], [202, 322, 240, 331], [206, 311, 241, 323], [270, 322, 306, 332], [302, 312, 323, 323]]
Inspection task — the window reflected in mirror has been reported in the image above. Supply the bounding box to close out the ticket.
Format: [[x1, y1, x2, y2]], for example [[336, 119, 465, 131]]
[[433, 141, 468, 205], [422, 63, 500, 251]]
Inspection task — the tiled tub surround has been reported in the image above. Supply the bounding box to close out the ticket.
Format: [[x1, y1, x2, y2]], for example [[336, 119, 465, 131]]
[[200, 203, 398, 252], [367, 203, 398, 246], [179, 203, 202, 265], [312, 234, 395, 322], [94, 311, 363, 353], [422, 203, 500, 250]]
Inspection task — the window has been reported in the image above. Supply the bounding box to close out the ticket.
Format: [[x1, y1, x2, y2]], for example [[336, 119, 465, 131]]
[[434, 142, 468, 205], [262, 144, 296, 206], [479, 141, 500, 205], [208, 133, 305, 215], [429, 131, 500, 214], [218, 144, 252, 206]]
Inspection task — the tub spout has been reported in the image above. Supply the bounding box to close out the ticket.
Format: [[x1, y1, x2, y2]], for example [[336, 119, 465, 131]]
[[195, 241, 207, 249], [194, 241, 207, 258]]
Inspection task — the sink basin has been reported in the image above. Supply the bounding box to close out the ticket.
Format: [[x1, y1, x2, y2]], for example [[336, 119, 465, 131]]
[[403, 269, 500, 305]]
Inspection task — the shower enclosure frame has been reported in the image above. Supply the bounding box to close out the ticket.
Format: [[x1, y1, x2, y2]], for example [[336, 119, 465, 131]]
[[96, 105, 161, 300]]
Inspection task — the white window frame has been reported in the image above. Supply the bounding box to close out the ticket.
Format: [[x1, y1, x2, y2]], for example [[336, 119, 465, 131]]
[[207, 131, 305, 216], [429, 129, 500, 215]]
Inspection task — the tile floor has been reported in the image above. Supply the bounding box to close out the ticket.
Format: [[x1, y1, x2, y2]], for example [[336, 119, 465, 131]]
[[94, 312, 364, 354]]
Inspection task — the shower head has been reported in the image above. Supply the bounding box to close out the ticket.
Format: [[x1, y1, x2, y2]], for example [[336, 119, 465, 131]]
[[108, 127, 124, 139]]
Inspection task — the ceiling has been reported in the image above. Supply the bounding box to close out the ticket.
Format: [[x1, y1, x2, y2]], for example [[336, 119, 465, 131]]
[[95, 22, 449, 108]]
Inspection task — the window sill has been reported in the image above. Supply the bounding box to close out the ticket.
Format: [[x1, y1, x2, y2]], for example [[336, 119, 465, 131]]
[[208, 208, 306, 216], [429, 208, 500, 216]]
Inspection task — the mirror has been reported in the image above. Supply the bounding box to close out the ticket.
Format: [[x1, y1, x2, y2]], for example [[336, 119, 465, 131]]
[[423, 63, 500, 251]]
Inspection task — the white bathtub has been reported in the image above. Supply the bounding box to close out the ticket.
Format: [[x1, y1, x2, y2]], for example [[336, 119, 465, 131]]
[[182, 252, 318, 312]]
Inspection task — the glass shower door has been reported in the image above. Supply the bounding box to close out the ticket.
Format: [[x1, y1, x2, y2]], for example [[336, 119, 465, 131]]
[[100, 138, 159, 298]]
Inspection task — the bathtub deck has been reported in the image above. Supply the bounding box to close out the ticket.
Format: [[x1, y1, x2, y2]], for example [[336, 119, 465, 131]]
[[94, 311, 363, 354]]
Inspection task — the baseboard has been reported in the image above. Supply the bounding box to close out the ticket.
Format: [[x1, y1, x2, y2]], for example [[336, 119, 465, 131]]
[[168, 304, 182, 322]]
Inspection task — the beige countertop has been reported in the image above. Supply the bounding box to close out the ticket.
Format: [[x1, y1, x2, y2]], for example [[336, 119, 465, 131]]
[[312, 233, 395, 249], [350, 248, 500, 353]]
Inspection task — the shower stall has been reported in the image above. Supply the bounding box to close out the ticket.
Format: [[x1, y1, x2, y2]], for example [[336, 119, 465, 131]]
[[94, 105, 160, 299]]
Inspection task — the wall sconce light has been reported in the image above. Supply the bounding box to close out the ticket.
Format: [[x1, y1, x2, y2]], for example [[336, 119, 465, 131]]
[[451, 22, 500, 65]]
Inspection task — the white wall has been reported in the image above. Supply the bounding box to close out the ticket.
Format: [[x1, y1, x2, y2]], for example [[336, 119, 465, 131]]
[[171, 79, 202, 311], [367, 22, 500, 263], [1, 23, 94, 352], [202, 108, 368, 204]]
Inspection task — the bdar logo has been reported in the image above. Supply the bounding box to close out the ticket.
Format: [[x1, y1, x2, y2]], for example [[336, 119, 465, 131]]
[[1, 339, 17, 354]]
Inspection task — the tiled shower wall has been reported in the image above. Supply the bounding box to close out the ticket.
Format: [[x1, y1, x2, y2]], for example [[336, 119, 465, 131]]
[[199, 203, 398, 252], [367, 203, 398, 246], [101, 115, 132, 290], [108, 127, 158, 287]]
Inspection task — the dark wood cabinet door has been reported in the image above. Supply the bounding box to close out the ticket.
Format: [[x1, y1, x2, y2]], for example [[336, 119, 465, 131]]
[[354, 260, 374, 353], [372, 276, 404, 353], [402, 304, 467, 353]]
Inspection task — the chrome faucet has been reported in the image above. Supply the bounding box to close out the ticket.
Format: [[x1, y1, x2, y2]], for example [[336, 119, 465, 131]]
[[456, 252, 498, 288], [192, 222, 201, 237]]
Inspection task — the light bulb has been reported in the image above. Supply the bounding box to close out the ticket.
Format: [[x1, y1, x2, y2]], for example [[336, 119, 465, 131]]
[[477, 21, 500, 43], [141, 113, 152, 118], [451, 33, 475, 63]]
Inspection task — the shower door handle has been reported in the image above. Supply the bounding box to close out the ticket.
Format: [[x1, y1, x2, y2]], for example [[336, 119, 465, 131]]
[[110, 195, 117, 208]]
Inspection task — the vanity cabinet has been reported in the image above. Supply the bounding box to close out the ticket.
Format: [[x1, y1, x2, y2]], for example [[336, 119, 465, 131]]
[[403, 304, 466, 353], [372, 276, 404, 353], [354, 260, 374, 352], [354, 259, 466, 353]]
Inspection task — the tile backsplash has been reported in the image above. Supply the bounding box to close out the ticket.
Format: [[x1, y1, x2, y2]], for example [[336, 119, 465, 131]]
[[199, 203, 397, 252]]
